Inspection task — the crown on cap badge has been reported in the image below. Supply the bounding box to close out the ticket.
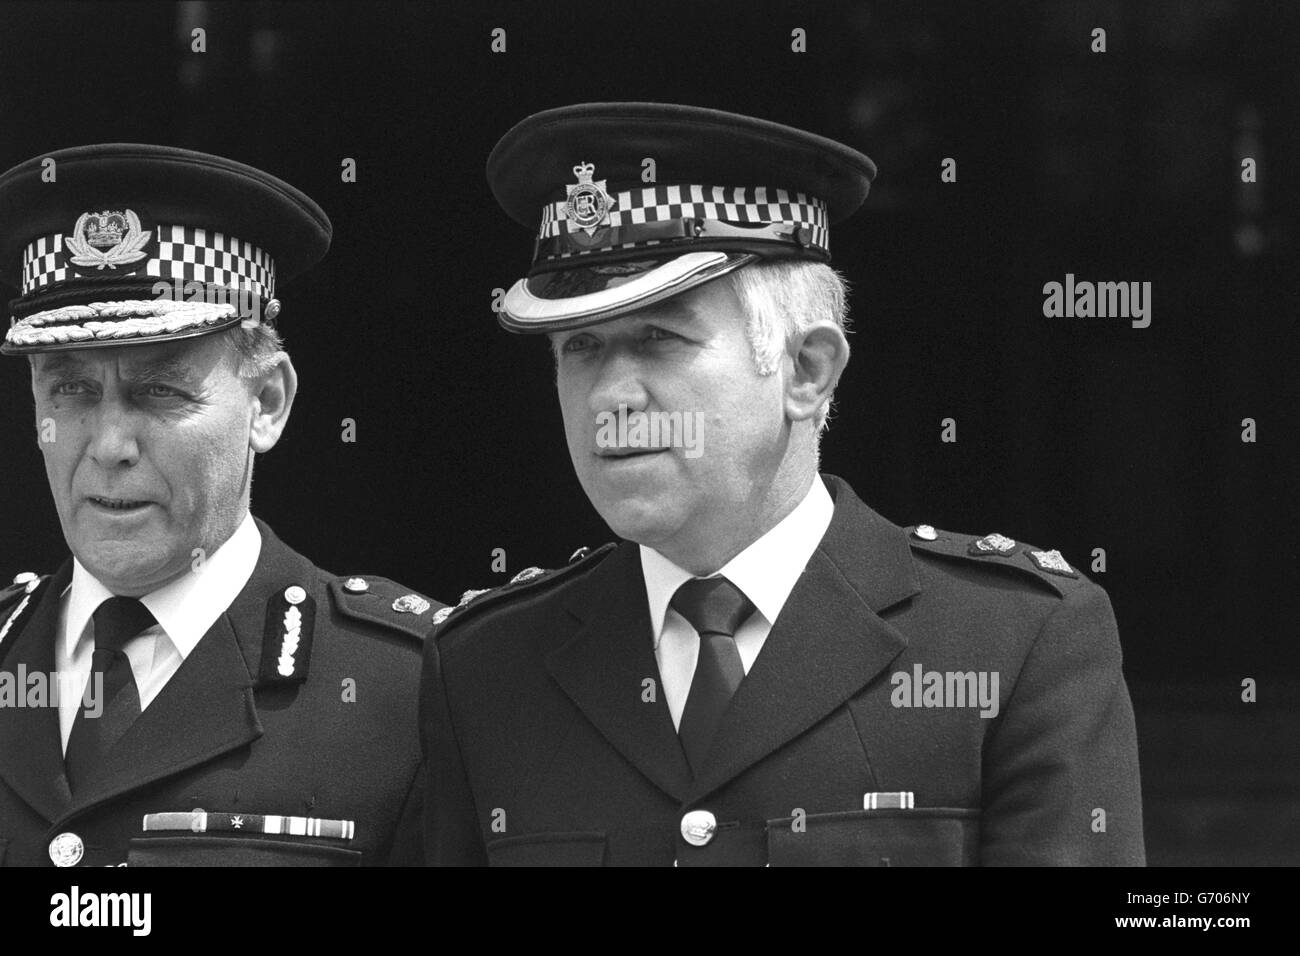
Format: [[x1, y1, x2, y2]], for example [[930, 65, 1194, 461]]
[[564, 162, 615, 235], [65, 208, 152, 271]]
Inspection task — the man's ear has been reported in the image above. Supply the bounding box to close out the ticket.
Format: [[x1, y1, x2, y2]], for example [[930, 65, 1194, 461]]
[[784, 321, 850, 424], [28, 357, 46, 450], [249, 353, 297, 454]]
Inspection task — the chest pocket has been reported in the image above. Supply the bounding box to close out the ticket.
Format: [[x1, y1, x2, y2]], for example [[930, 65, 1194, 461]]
[[128, 836, 361, 866], [766, 808, 979, 866]]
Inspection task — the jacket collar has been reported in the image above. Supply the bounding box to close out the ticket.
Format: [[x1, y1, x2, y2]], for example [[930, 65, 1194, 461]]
[[0, 561, 75, 822], [0, 519, 318, 825], [547, 474, 921, 803]]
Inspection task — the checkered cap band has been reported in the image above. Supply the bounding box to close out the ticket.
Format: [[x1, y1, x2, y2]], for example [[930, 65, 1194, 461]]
[[537, 184, 829, 255], [21, 225, 276, 300]]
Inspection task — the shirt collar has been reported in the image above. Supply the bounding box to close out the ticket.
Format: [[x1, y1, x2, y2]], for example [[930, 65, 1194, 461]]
[[64, 511, 263, 661], [639, 476, 835, 647]]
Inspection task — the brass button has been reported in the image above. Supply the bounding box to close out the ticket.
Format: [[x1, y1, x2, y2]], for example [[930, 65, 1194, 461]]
[[343, 577, 369, 594], [680, 810, 717, 847], [49, 832, 84, 867]]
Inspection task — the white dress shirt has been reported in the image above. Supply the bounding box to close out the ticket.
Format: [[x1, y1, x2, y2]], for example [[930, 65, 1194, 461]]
[[640, 477, 835, 729], [55, 511, 262, 753]]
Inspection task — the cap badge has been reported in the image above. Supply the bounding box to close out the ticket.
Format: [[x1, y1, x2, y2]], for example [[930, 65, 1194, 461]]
[[564, 162, 615, 234], [65, 208, 152, 273]]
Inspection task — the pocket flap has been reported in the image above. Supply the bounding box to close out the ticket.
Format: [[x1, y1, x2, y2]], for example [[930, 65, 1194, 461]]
[[486, 831, 607, 867], [128, 836, 362, 867], [767, 808, 980, 866]]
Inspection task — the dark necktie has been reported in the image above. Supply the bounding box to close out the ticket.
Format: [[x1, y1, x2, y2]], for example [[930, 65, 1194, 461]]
[[65, 596, 155, 792], [671, 576, 755, 774]]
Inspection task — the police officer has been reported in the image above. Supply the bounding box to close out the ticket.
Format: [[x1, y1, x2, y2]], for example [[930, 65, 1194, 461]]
[[0, 144, 440, 866], [422, 103, 1145, 866]]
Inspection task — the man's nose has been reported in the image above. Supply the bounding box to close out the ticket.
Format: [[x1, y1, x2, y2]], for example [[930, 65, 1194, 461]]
[[587, 348, 649, 415], [87, 401, 143, 468]]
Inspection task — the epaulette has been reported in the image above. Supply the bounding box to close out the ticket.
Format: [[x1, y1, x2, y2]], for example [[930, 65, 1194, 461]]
[[326, 574, 443, 642], [0, 571, 49, 648], [431, 543, 618, 633], [904, 525, 1091, 599]]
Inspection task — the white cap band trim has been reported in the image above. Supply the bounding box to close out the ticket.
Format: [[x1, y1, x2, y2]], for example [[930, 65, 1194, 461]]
[[501, 251, 753, 332]]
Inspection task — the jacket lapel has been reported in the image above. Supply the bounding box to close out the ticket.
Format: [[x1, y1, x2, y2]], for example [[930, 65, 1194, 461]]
[[0, 562, 75, 821], [687, 475, 922, 801], [62, 520, 314, 818], [65, 612, 262, 816], [547, 543, 693, 803]]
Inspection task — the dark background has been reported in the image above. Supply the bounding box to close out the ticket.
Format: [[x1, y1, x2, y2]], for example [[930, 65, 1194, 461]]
[[0, 0, 1295, 864]]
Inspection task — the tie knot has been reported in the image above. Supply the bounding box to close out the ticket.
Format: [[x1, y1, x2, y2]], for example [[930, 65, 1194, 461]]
[[92, 596, 156, 654], [670, 576, 755, 638]]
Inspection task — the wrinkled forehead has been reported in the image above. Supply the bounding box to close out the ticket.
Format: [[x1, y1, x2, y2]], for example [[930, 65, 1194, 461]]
[[29, 335, 228, 381]]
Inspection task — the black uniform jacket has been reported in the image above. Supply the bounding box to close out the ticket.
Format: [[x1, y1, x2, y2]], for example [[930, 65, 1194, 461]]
[[422, 475, 1144, 866], [0, 519, 438, 867]]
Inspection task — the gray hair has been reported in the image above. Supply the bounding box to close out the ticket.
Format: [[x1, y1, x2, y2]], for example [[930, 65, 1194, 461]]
[[225, 322, 286, 379], [724, 259, 852, 432], [545, 259, 852, 432]]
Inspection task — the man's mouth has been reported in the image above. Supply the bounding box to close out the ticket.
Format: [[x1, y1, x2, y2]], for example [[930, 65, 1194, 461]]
[[596, 447, 669, 459], [87, 496, 152, 511]]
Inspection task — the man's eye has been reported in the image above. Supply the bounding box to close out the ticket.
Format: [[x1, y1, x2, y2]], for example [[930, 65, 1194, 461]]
[[143, 384, 182, 399], [562, 334, 596, 353], [52, 381, 91, 396], [645, 327, 679, 342]]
